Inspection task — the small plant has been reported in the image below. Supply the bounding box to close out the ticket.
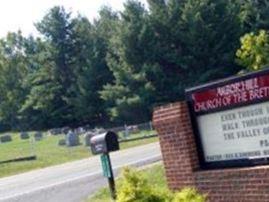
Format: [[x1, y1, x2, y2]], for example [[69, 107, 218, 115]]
[[116, 168, 205, 202], [89, 165, 205, 202], [173, 188, 206, 202], [116, 167, 168, 202], [236, 30, 269, 71]]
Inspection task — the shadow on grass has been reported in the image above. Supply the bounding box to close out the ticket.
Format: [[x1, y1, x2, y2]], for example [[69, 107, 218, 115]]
[[0, 155, 37, 164]]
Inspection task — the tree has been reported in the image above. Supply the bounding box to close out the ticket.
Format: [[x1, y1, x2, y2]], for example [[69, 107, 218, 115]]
[[22, 6, 76, 128], [239, 0, 269, 31], [0, 31, 28, 130], [101, 0, 244, 123], [65, 9, 115, 125], [101, 0, 155, 123], [22, 6, 118, 128]]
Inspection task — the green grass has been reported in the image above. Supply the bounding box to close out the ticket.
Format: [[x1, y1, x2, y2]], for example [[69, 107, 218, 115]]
[[118, 130, 156, 140], [0, 132, 158, 178], [88, 164, 166, 202]]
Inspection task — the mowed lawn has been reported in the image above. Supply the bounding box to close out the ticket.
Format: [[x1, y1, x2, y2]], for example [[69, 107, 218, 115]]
[[0, 132, 158, 178]]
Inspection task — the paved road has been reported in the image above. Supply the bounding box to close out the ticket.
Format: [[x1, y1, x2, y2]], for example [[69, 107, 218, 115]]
[[0, 142, 161, 202]]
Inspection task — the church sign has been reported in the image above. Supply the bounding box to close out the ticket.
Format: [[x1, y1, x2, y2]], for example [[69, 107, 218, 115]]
[[186, 68, 269, 169]]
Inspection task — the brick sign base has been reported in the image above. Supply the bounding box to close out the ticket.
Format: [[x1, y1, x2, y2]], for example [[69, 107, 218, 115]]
[[153, 102, 269, 202]]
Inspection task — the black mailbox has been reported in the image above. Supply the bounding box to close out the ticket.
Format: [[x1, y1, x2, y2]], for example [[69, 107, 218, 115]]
[[90, 131, 119, 155]]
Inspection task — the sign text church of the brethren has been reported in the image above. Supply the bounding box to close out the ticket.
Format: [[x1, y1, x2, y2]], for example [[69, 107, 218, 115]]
[[153, 68, 269, 201]]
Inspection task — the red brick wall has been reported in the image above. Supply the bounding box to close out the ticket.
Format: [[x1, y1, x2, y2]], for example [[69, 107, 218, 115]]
[[153, 101, 269, 202]]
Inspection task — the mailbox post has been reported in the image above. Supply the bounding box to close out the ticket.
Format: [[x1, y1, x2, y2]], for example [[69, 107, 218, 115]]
[[90, 131, 119, 200]]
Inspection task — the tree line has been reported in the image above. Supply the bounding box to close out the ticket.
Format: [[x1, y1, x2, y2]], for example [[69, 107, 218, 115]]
[[0, 0, 268, 131]]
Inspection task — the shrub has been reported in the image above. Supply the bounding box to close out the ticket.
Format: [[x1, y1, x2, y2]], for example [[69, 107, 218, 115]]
[[173, 188, 206, 202], [236, 30, 269, 71], [115, 167, 205, 202], [116, 167, 169, 202]]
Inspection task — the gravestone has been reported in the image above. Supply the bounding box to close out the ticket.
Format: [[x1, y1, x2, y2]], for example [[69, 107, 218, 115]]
[[66, 131, 80, 147], [61, 127, 70, 135], [49, 128, 62, 136], [58, 139, 66, 146], [0, 134, 12, 143], [74, 127, 85, 135], [20, 132, 30, 139], [34, 132, 43, 141], [84, 132, 94, 146]]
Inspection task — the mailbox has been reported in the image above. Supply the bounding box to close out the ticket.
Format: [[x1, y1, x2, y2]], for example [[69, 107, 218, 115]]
[[90, 131, 119, 155]]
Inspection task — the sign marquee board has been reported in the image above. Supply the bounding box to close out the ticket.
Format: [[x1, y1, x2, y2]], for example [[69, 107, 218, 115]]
[[186, 68, 269, 169]]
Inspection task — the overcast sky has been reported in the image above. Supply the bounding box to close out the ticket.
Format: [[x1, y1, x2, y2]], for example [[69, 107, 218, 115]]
[[0, 0, 147, 37]]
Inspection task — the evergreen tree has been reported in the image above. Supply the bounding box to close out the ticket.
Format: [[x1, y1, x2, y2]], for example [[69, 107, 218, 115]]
[[0, 31, 28, 130], [22, 6, 75, 128], [239, 0, 269, 31], [66, 9, 115, 125], [101, 0, 155, 123]]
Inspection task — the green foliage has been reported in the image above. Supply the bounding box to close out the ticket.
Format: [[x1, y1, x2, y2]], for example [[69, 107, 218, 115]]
[[90, 165, 206, 202], [116, 167, 170, 202], [173, 188, 206, 202], [2, 1, 269, 130], [116, 167, 205, 202], [66, 8, 115, 125], [239, 0, 269, 31], [19, 6, 114, 129], [101, 0, 244, 123], [101, 0, 155, 123], [0, 31, 29, 130], [236, 30, 269, 71]]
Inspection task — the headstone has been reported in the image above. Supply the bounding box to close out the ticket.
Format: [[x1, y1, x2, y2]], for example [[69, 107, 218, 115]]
[[49, 128, 62, 136], [20, 132, 30, 139], [84, 124, 91, 131], [34, 132, 43, 141], [61, 127, 70, 135], [0, 134, 12, 143], [74, 127, 86, 135], [66, 131, 80, 147], [127, 125, 139, 133], [93, 127, 105, 135], [58, 139, 66, 146], [84, 132, 94, 146]]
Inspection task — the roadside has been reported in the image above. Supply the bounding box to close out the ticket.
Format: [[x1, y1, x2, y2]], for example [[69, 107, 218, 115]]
[[0, 134, 158, 178], [0, 142, 161, 202]]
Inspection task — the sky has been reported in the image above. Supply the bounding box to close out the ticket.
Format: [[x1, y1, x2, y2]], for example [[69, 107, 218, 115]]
[[0, 0, 147, 37]]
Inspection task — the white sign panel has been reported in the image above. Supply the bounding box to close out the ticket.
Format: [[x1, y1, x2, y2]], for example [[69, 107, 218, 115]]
[[198, 101, 269, 162]]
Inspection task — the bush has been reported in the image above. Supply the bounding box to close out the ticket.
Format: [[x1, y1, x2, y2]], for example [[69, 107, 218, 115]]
[[116, 168, 205, 202], [236, 30, 269, 71], [116, 167, 169, 202], [173, 188, 206, 202]]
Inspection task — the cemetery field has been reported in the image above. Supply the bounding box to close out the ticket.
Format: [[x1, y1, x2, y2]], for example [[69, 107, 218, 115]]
[[0, 132, 158, 178]]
